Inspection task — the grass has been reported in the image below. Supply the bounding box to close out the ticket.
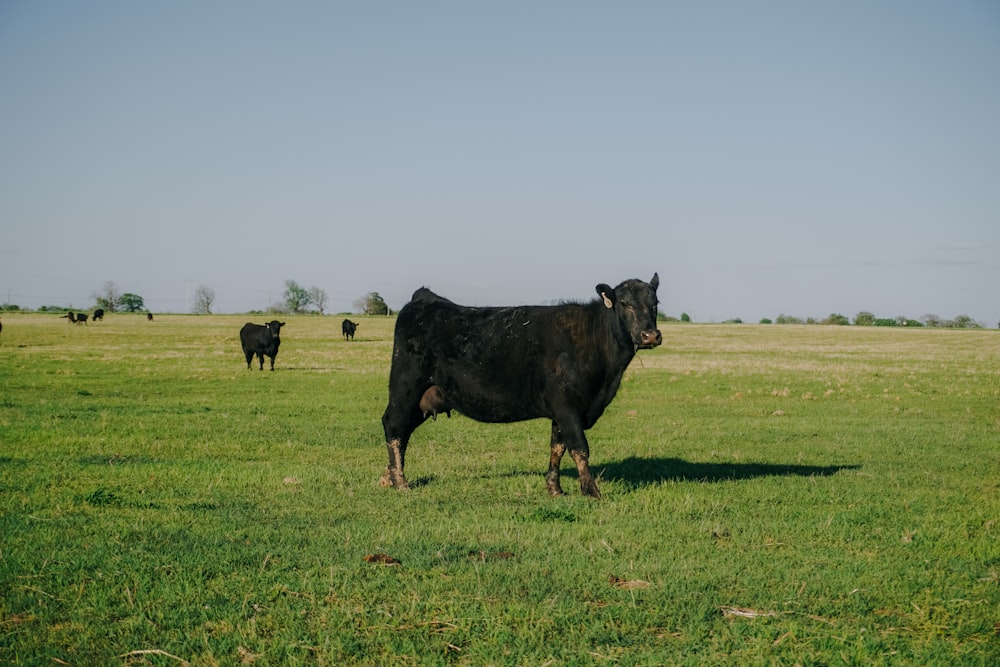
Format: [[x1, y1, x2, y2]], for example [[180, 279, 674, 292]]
[[1, 313, 998, 665]]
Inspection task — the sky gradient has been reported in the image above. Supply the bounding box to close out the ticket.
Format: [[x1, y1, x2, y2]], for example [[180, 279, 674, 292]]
[[2, 2, 998, 324]]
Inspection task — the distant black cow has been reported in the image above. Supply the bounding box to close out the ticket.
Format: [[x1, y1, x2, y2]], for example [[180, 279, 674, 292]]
[[92, 308, 105, 321], [62, 311, 87, 325], [240, 320, 285, 371], [342, 319, 359, 341], [381, 274, 662, 498], [147, 312, 154, 321]]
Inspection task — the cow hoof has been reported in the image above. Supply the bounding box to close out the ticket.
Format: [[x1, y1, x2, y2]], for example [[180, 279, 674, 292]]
[[380, 468, 409, 490]]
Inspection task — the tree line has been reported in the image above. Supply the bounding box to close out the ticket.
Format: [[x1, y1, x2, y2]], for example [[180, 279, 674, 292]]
[[659, 311, 989, 328], [0, 279, 391, 317], [0, 283, 991, 327]]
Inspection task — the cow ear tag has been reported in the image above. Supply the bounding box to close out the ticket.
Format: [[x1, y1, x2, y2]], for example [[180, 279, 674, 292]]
[[601, 292, 613, 309]]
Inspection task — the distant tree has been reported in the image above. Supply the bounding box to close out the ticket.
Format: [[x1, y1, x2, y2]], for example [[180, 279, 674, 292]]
[[193, 285, 215, 314], [94, 281, 122, 312], [355, 292, 389, 315], [776, 314, 804, 324], [119, 293, 145, 313], [283, 280, 311, 313], [680, 312, 691, 323], [759, 318, 773, 324], [822, 313, 850, 325], [951, 315, 981, 329], [308, 286, 329, 315], [921, 314, 942, 327], [854, 311, 876, 326]]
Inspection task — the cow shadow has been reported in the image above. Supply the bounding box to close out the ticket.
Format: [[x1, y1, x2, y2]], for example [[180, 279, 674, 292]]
[[596, 456, 859, 490]]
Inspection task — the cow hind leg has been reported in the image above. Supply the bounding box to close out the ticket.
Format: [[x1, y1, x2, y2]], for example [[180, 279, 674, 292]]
[[244, 349, 253, 369]]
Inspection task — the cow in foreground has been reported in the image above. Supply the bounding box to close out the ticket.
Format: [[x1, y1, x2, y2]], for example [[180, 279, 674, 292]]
[[342, 319, 359, 341], [381, 274, 662, 498], [240, 320, 285, 371]]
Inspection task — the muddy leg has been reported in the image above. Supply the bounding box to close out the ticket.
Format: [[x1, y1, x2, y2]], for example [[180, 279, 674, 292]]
[[546, 444, 567, 496], [569, 444, 601, 499], [546, 423, 566, 496], [380, 438, 410, 490]]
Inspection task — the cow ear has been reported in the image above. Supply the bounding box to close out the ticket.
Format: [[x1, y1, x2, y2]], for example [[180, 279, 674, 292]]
[[650, 273, 659, 290], [596, 284, 615, 309]]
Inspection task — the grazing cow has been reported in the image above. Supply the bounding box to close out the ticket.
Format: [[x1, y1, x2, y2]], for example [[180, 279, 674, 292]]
[[62, 311, 87, 325], [92, 308, 105, 321], [381, 274, 662, 498], [147, 312, 154, 321], [342, 319, 359, 341], [240, 320, 285, 371]]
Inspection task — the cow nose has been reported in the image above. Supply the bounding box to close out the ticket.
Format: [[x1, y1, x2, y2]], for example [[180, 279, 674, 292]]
[[641, 329, 662, 347]]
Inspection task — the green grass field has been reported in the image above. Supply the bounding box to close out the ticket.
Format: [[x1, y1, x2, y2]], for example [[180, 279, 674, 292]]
[[1, 314, 998, 665]]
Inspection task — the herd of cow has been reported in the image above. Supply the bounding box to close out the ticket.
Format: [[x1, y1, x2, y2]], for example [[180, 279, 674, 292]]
[[239, 274, 664, 498], [61, 309, 154, 324], [47, 274, 664, 497]]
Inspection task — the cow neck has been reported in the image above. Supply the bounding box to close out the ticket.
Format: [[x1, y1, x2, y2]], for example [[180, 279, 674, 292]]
[[593, 301, 635, 369]]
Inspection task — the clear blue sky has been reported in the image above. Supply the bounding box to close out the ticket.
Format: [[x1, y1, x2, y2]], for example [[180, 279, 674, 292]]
[[2, 2, 998, 324]]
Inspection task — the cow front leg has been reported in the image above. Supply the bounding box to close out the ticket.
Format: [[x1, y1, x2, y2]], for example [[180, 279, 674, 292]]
[[569, 441, 601, 499], [380, 438, 410, 490], [546, 423, 566, 496]]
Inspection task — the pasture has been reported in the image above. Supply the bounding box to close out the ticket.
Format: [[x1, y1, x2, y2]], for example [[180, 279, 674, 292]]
[[1, 313, 998, 665]]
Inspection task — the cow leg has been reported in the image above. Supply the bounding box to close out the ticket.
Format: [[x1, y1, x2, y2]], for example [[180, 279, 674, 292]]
[[381, 397, 426, 491], [269, 354, 276, 371], [380, 437, 409, 490], [257, 353, 264, 371], [546, 422, 567, 496], [244, 349, 253, 369], [569, 440, 601, 499], [551, 414, 601, 498]]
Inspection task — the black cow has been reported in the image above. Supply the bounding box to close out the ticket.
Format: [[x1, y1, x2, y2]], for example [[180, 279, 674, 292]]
[[381, 274, 662, 498], [93, 308, 105, 321], [240, 320, 285, 371], [62, 311, 87, 325], [147, 312, 154, 321], [342, 319, 359, 341]]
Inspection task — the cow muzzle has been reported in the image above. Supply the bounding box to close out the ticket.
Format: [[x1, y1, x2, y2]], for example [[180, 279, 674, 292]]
[[638, 329, 662, 349]]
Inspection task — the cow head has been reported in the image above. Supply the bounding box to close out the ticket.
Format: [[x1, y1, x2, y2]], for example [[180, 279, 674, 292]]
[[596, 273, 663, 350], [266, 320, 285, 337]]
